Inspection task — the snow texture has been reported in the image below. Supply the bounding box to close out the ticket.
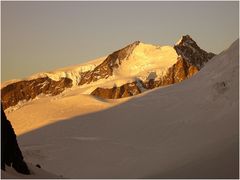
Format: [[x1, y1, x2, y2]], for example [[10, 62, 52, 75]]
[[1, 163, 60, 178]]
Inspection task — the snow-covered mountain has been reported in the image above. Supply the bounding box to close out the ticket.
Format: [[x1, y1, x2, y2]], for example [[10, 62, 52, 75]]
[[4, 39, 238, 178], [1, 35, 215, 110]]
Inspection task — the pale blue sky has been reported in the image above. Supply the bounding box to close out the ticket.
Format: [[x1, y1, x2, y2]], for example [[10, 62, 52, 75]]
[[1, 1, 239, 82]]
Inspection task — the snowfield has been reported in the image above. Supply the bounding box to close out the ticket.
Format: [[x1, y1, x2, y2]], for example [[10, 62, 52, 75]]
[[6, 91, 128, 136], [113, 43, 178, 80], [1, 163, 60, 178], [3, 39, 239, 178]]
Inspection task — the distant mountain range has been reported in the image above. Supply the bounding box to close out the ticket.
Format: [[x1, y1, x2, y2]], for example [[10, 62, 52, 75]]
[[1, 35, 215, 110]]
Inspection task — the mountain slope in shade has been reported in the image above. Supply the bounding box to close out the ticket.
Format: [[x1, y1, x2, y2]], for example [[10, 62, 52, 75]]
[[1, 35, 214, 110], [1, 163, 61, 178], [6, 39, 239, 178]]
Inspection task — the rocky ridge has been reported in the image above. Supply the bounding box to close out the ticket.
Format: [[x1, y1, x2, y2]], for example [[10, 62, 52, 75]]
[[91, 80, 144, 99], [79, 41, 140, 85], [1, 77, 72, 110]]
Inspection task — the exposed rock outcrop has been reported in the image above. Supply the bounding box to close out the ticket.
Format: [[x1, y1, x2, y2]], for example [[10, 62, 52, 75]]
[[1, 77, 72, 110], [155, 57, 199, 86], [1, 104, 30, 174], [174, 35, 215, 69], [91, 80, 144, 99]]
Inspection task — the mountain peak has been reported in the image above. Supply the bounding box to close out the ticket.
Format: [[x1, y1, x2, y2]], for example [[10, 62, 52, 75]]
[[175, 35, 195, 45], [174, 35, 215, 69], [78, 40, 141, 85], [123, 40, 141, 49], [132, 40, 141, 45], [119, 40, 141, 53]]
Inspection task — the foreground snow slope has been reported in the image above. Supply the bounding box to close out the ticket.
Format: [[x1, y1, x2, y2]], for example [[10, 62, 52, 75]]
[[7, 90, 127, 135], [1, 163, 60, 178], [11, 39, 239, 178]]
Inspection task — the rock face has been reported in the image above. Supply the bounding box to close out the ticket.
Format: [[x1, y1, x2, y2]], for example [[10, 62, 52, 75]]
[[91, 80, 144, 99], [1, 104, 30, 174], [174, 35, 215, 69], [1, 77, 72, 110], [154, 57, 199, 86], [79, 41, 140, 85]]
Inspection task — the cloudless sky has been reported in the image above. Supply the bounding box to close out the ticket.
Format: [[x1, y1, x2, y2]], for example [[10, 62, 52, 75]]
[[1, 1, 239, 82]]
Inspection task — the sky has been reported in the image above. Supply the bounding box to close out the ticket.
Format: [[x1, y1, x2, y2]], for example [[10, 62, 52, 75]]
[[1, 1, 239, 82]]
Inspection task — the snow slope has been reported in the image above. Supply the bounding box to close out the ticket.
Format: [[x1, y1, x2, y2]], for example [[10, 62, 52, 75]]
[[1, 163, 60, 178], [6, 91, 128, 135], [6, 39, 239, 178], [113, 43, 178, 80]]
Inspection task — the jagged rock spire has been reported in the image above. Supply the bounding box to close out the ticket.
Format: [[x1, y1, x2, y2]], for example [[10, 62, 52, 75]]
[[175, 35, 195, 46], [174, 35, 215, 69]]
